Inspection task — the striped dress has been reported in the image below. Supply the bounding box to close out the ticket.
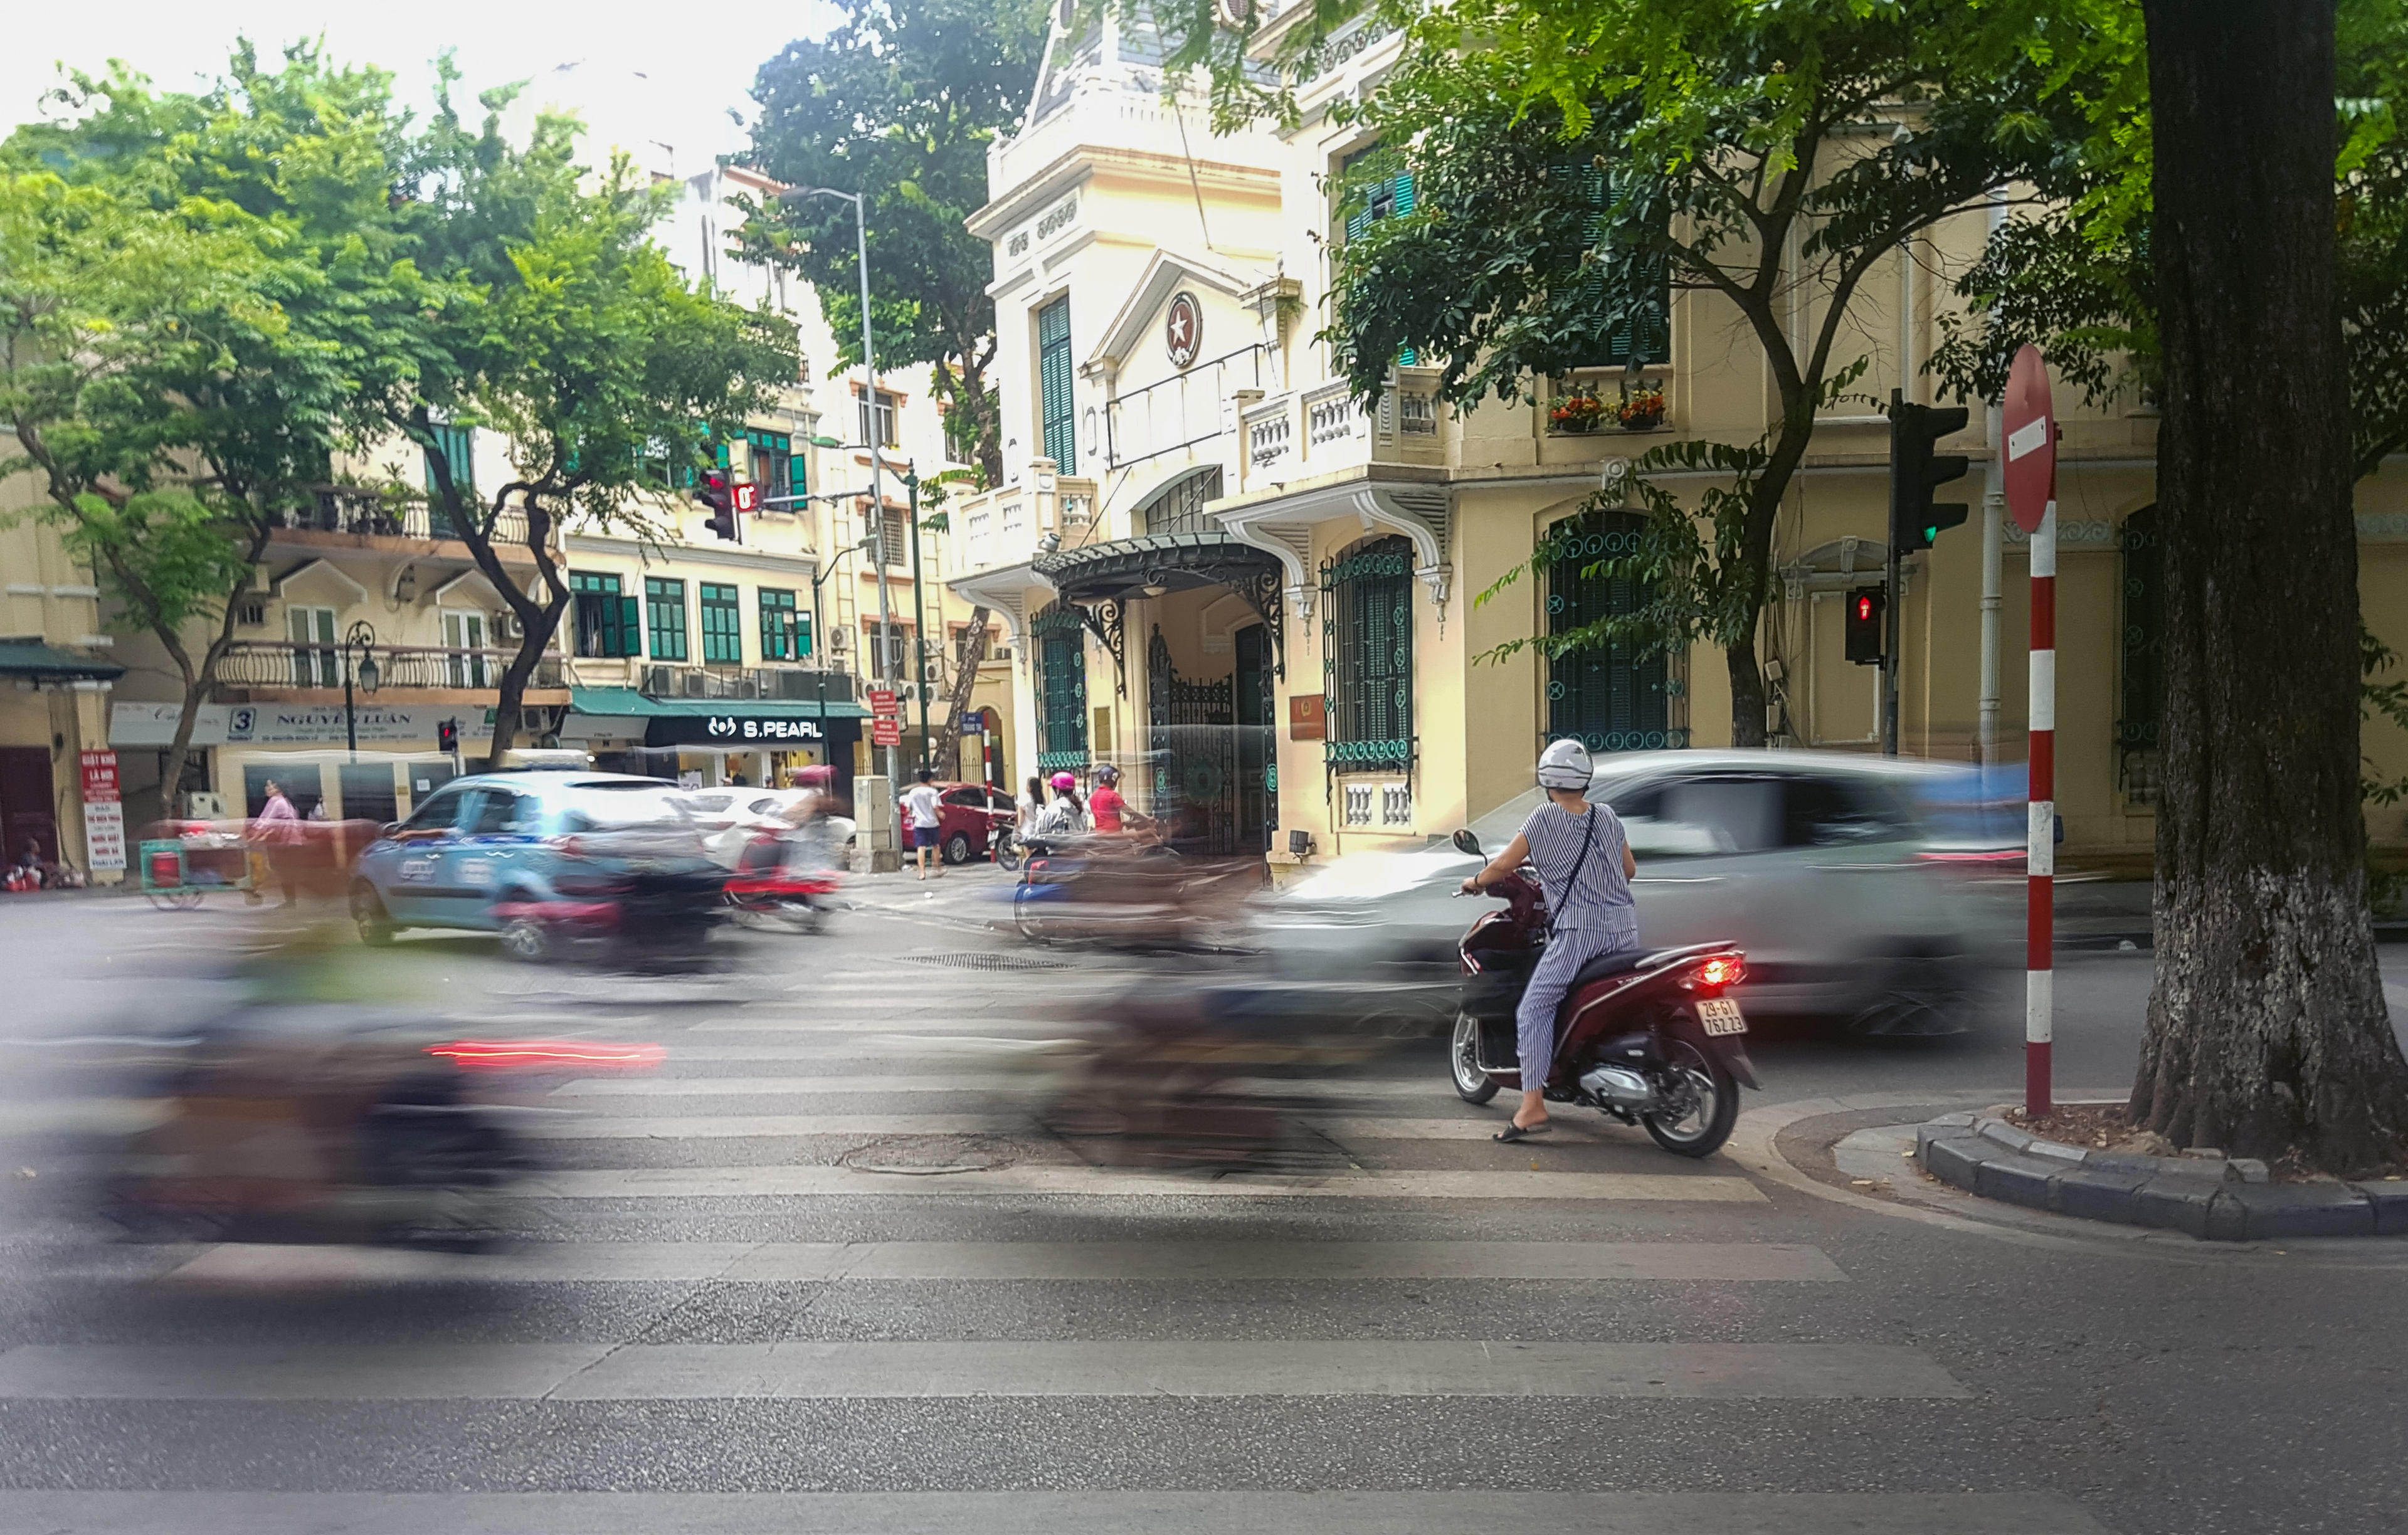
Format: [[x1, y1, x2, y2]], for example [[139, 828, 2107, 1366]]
[[1512, 801, 1640, 1086]]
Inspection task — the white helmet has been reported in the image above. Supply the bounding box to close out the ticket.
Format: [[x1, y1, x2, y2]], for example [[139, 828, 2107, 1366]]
[[1537, 738, 1593, 791]]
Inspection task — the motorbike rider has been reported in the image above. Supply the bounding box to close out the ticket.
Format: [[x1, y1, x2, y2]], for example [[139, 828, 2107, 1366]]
[[1087, 763, 1151, 835], [1457, 739, 1639, 1142], [1029, 770, 1087, 840]]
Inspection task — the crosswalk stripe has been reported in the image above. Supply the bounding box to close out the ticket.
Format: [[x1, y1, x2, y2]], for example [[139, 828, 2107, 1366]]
[[520, 1165, 1766, 1201], [522, 1112, 1676, 1142], [550, 1075, 1442, 1099], [162, 1240, 1846, 1285], [0, 1490, 2117, 1534], [0, 1339, 1962, 1400]]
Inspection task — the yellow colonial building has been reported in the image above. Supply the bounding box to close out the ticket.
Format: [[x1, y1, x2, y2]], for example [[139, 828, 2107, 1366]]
[[943, 6, 2408, 874]]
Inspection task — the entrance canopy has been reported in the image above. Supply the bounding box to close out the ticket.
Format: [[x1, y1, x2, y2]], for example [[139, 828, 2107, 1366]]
[[1032, 530, 1282, 606]]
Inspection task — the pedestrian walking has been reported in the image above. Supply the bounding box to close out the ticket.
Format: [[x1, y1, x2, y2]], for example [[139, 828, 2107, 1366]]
[[900, 767, 944, 880], [1457, 740, 1638, 1142], [250, 778, 305, 908]]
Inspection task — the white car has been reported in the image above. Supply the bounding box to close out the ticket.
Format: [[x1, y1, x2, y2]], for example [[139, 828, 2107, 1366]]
[[1250, 749, 2019, 1038]]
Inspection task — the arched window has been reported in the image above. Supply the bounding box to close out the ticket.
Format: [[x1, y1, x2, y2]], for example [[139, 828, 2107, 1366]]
[[2118, 505, 2162, 807], [1320, 535, 1415, 772], [1136, 467, 1226, 537], [1032, 601, 1089, 772], [1543, 510, 1685, 752]]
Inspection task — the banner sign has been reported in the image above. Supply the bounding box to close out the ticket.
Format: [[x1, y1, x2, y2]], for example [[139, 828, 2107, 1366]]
[[79, 748, 125, 870], [644, 712, 848, 749], [110, 702, 495, 748]]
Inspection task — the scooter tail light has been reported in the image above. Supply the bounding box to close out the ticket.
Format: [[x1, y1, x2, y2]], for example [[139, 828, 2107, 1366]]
[[1695, 955, 1745, 990]]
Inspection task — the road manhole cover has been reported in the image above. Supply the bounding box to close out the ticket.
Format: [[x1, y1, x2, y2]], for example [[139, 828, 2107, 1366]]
[[901, 952, 1072, 973], [838, 1134, 1019, 1175]]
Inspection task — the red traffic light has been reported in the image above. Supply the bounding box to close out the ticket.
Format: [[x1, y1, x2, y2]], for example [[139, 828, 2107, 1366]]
[[1855, 594, 1874, 621]]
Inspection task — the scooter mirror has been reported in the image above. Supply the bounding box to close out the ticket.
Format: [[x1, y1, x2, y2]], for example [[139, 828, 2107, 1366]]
[[1451, 828, 1482, 857]]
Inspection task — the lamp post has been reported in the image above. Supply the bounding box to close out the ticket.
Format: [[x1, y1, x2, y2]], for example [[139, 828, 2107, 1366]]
[[341, 620, 381, 764], [780, 184, 897, 784], [809, 531, 870, 774]]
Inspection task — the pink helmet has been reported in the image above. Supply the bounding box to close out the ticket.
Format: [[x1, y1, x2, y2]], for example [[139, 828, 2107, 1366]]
[[1050, 771, 1077, 791]]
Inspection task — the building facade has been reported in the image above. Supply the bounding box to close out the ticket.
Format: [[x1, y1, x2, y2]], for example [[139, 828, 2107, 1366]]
[[0, 470, 124, 878], [946, 6, 2408, 872]]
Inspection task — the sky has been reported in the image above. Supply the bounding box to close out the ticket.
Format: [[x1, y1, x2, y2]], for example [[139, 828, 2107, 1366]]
[[4, 0, 847, 181]]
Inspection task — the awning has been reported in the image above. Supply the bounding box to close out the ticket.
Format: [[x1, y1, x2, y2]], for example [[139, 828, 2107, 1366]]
[[1031, 532, 1281, 605], [0, 640, 124, 682], [568, 687, 869, 720]]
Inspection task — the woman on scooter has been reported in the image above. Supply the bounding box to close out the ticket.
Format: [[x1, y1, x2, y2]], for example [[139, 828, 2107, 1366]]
[[1457, 739, 1638, 1142]]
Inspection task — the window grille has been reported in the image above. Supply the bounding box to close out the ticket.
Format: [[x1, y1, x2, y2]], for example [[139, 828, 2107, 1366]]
[[1543, 511, 1686, 752], [1321, 535, 1414, 774]]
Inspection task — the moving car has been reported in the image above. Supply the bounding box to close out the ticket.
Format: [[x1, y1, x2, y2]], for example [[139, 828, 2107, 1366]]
[[683, 787, 857, 868], [351, 773, 728, 962], [1250, 749, 2017, 1038]]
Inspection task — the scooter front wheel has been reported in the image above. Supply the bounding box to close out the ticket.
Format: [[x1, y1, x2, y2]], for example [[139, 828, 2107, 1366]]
[[1642, 1035, 1739, 1157], [1448, 1011, 1500, 1104]]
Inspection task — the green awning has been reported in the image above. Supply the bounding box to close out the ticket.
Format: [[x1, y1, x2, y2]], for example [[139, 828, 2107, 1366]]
[[569, 685, 869, 720], [0, 640, 124, 681]]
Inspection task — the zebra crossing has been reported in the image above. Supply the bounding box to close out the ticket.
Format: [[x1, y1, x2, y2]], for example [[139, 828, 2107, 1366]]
[[3, 957, 2120, 1534]]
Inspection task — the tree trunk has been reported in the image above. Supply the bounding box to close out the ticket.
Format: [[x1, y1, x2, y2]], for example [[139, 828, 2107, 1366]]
[[2130, 0, 2408, 1173], [1723, 639, 1766, 748], [482, 595, 570, 773]]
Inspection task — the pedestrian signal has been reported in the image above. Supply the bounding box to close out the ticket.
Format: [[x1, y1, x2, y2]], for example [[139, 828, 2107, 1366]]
[[1846, 587, 1885, 666]]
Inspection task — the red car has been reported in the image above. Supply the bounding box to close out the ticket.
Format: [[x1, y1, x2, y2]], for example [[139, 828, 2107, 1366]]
[[927, 781, 1018, 865]]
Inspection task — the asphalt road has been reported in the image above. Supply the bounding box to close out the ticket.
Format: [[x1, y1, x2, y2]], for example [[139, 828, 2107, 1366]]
[[3, 879, 2407, 1535]]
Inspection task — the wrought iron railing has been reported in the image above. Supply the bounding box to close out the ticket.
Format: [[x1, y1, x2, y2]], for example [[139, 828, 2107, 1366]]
[[268, 488, 533, 547], [219, 643, 564, 692], [636, 665, 857, 704]]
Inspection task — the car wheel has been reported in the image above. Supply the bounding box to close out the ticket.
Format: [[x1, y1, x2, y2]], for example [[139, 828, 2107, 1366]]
[[1449, 1011, 1500, 1104], [943, 831, 974, 866], [499, 915, 551, 963], [352, 883, 396, 946], [1847, 952, 1975, 1039]]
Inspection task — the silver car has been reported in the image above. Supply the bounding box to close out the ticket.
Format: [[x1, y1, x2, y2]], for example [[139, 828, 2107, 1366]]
[[1251, 750, 2015, 1037]]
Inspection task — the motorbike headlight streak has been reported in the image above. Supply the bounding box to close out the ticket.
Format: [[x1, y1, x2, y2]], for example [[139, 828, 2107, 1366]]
[[427, 1040, 667, 1070]]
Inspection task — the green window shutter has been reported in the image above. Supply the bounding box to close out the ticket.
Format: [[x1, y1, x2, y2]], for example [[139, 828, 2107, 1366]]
[[700, 583, 742, 663], [646, 577, 688, 662], [1391, 172, 1415, 217], [758, 588, 800, 662], [613, 595, 642, 658], [1038, 297, 1076, 473]]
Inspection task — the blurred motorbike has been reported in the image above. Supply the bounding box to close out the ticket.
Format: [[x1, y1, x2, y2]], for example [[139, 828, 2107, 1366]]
[[724, 828, 845, 932], [91, 1010, 660, 1250], [1446, 826, 1758, 1158]]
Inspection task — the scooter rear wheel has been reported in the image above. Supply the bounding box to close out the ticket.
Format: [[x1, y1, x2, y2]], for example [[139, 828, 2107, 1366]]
[[1642, 1036, 1738, 1157], [1449, 1011, 1500, 1104]]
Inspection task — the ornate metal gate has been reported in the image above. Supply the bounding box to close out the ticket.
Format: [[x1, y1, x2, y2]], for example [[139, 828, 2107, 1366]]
[[1147, 626, 1238, 853], [1032, 601, 1090, 773]]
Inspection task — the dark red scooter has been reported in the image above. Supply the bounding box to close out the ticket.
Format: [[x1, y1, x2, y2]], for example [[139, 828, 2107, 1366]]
[[1445, 827, 1761, 1157]]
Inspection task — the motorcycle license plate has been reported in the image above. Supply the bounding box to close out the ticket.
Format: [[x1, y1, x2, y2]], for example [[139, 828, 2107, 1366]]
[[1697, 999, 1748, 1036]]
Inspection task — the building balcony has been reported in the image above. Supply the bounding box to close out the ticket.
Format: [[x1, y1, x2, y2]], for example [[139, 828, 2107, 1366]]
[[565, 657, 857, 705], [943, 469, 1100, 581], [265, 487, 539, 562], [214, 643, 569, 705], [1237, 368, 1445, 491]]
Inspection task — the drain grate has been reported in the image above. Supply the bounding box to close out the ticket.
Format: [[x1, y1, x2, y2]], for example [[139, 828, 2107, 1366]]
[[902, 952, 1073, 973]]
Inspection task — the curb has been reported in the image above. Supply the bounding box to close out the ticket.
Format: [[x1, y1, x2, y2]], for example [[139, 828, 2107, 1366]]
[[1913, 1112, 2408, 1241]]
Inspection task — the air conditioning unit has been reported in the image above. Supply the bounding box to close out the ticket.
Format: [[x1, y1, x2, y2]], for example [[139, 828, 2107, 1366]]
[[494, 610, 525, 641], [642, 665, 677, 695], [826, 624, 854, 653], [180, 791, 228, 820]]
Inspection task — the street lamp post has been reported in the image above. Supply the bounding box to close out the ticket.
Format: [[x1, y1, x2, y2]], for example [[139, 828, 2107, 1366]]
[[780, 184, 897, 784], [808, 532, 869, 773], [341, 620, 381, 764]]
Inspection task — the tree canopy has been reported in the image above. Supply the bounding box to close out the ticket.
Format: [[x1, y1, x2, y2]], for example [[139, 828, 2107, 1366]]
[[736, 0, 1051, 483]]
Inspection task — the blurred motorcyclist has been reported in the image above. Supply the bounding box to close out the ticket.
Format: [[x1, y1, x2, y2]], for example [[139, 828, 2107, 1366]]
[[1457, 739, 1640, 1142]]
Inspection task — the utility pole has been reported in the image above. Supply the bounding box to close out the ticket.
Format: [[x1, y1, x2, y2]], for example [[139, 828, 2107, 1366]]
[[906, 466, 932, 774]]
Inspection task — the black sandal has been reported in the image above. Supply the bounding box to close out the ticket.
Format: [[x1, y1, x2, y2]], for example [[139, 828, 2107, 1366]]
[[1493, 1121, 1552, 1142]]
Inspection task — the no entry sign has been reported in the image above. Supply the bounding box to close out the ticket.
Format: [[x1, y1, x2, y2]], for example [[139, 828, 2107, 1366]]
[[2002, 344, 2056, 535]]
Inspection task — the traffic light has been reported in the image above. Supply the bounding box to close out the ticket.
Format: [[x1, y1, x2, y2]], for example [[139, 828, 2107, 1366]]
[[1845, 586, 1885, 665], [1888, 391, 1971, 552], [700, 471, 737, 541], [437, 718, 459, 754]]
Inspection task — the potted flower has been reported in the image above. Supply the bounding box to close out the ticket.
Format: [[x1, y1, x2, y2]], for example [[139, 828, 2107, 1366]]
[[1549, 391, 1605, 434], [1619, 384, 1667, 431]]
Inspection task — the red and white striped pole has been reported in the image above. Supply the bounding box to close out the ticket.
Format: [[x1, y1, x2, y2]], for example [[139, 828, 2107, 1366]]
[[2025, 500, 2056, 1117]]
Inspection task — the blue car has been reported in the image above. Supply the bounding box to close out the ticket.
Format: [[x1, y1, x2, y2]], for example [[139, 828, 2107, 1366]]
[[351, 771, 727, 963]]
